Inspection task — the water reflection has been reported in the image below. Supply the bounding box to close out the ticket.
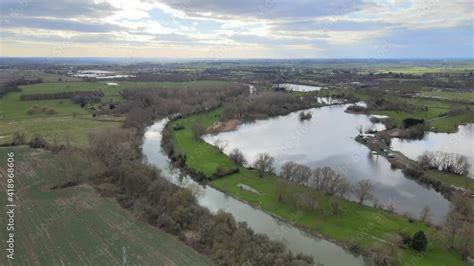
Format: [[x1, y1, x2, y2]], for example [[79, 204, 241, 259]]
[[276, 83, 323, 92], [204, 104, 451, 224], [143, 120, 366, 266], [392, 124, 474, 178]]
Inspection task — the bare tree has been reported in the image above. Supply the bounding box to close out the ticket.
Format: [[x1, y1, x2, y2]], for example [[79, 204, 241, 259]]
[[281, 161, 297, 181], [367, 241, 398, 266], [353, 179, 374, 204], [191, 123, 206, 140], [46, 150, 102, 187], [229, 148, 247, 165], [450, 193, 472, 217], [292, 164, 312, 184], [459, 221, 474, 261], [88, 128, 138, 167], [337, 178, 352, 198], [253, 153, 274, 178], [213, 139, 227, 153], [443, 210, 464, 249], [419, 206, 432, 223]]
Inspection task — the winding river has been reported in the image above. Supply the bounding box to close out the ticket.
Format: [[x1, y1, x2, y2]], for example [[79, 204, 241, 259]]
[[143, 120, 367, 266], [204, 104, 452, 224]]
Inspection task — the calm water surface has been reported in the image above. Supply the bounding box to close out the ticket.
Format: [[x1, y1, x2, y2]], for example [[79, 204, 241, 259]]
[[277, 83, 322, 92], [392, 124, 474, 178], [143, 120, 366, 266], [204, 104, 451, 224]]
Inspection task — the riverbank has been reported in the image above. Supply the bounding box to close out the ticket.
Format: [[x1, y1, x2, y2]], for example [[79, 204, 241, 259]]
[[356, 128, 473, 197], [164, 107, 470, 266]]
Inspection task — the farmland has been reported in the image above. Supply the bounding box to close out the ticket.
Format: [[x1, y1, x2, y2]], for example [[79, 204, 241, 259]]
[[0, 80, 231, 146], [0, 146, 212, 265]]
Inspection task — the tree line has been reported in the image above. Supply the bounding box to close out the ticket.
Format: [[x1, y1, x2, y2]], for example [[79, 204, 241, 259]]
[[43, 128, 314, 265], [418, 151, 470, 176]]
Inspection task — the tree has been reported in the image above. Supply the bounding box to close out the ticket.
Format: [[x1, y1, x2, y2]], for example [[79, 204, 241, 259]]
[[367, 242, 398, 266], [450, 193, 472, 217], [459, 221, 474, 261], [280, 161, 297, 180], [191, 123, 206, 140], [253, 153, 274, 178], [443, 210, 464, 249], [353, 179, 374, 204], [45, 150, 102, 187], [275, 179, 290, 203], [419, 206, 432, 223], [411, 231, 427, 251], [88, 128, 138, 167], [12, 131, 26, 145], [229, 148, 247, 165], [213, 139, 227, 153]]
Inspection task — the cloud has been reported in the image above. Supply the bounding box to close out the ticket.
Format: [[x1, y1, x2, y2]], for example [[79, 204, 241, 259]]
[[0, 0, 473, 58], [1, 17, 126, 32], [155, 0, 368, 20], [0, 0, 118, 19]]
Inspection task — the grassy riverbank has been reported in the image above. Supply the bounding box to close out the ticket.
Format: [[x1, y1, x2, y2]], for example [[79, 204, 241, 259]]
[[169, 108, 470, 266], [0, 147, 212, 265]]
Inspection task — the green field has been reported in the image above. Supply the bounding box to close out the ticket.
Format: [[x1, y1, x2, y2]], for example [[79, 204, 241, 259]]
[[419, 91, 474, 103], [169, 109, 470, 266], [0, 80, 232, 146], [0, 147, 212, 265], [369, 97, 474, 132], [426, 170, 474, 192]]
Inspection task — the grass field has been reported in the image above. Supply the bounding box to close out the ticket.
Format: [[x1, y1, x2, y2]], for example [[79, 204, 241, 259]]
[[0, 80, 231, 146], [369, 96, 474, 132], [169, 109, 470, 266], [419, 91, 474, 103], [0, 146, 212, 265], [426, 170, 474, 192]]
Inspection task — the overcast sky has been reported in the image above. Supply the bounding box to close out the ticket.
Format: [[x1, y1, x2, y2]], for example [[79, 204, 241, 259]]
[[0, 0, 472, 58]]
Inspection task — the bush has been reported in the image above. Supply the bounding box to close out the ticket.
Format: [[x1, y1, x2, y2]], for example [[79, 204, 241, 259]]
[[229, 148, 247, 165], [172, 124, 185, 131], [411, 230, 427, 251], [26, 106, 38, 115], [212, 167, 239, 179], [45, 107, 57, 115], [29, 136, 48, 149]]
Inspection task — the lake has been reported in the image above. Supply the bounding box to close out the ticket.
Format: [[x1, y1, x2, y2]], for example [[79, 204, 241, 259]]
[[277, 83, 323, 92], [204, 104, 451, 224], [143, 119, 367, 266], [392, 123, 474, 178]]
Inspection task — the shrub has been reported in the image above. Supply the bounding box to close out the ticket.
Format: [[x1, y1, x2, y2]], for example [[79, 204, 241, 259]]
[[45, 107, 57, 115], [29, 136, 48, 149], [229, 148, 247, 165], [411, 230, 427, 251], [26, 107, 38, 115], [212, 167, 239, 179]]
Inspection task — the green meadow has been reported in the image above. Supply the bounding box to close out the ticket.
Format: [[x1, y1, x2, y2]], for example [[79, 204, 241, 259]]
[[0, 80, 231, 146]]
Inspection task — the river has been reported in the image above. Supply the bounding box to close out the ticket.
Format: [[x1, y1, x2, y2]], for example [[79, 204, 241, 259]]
[[143, 119, 367, 266], [204, 104, 451, 224]]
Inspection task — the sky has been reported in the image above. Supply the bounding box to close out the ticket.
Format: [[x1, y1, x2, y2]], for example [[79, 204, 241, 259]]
[[0, 0, 473, 59]]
